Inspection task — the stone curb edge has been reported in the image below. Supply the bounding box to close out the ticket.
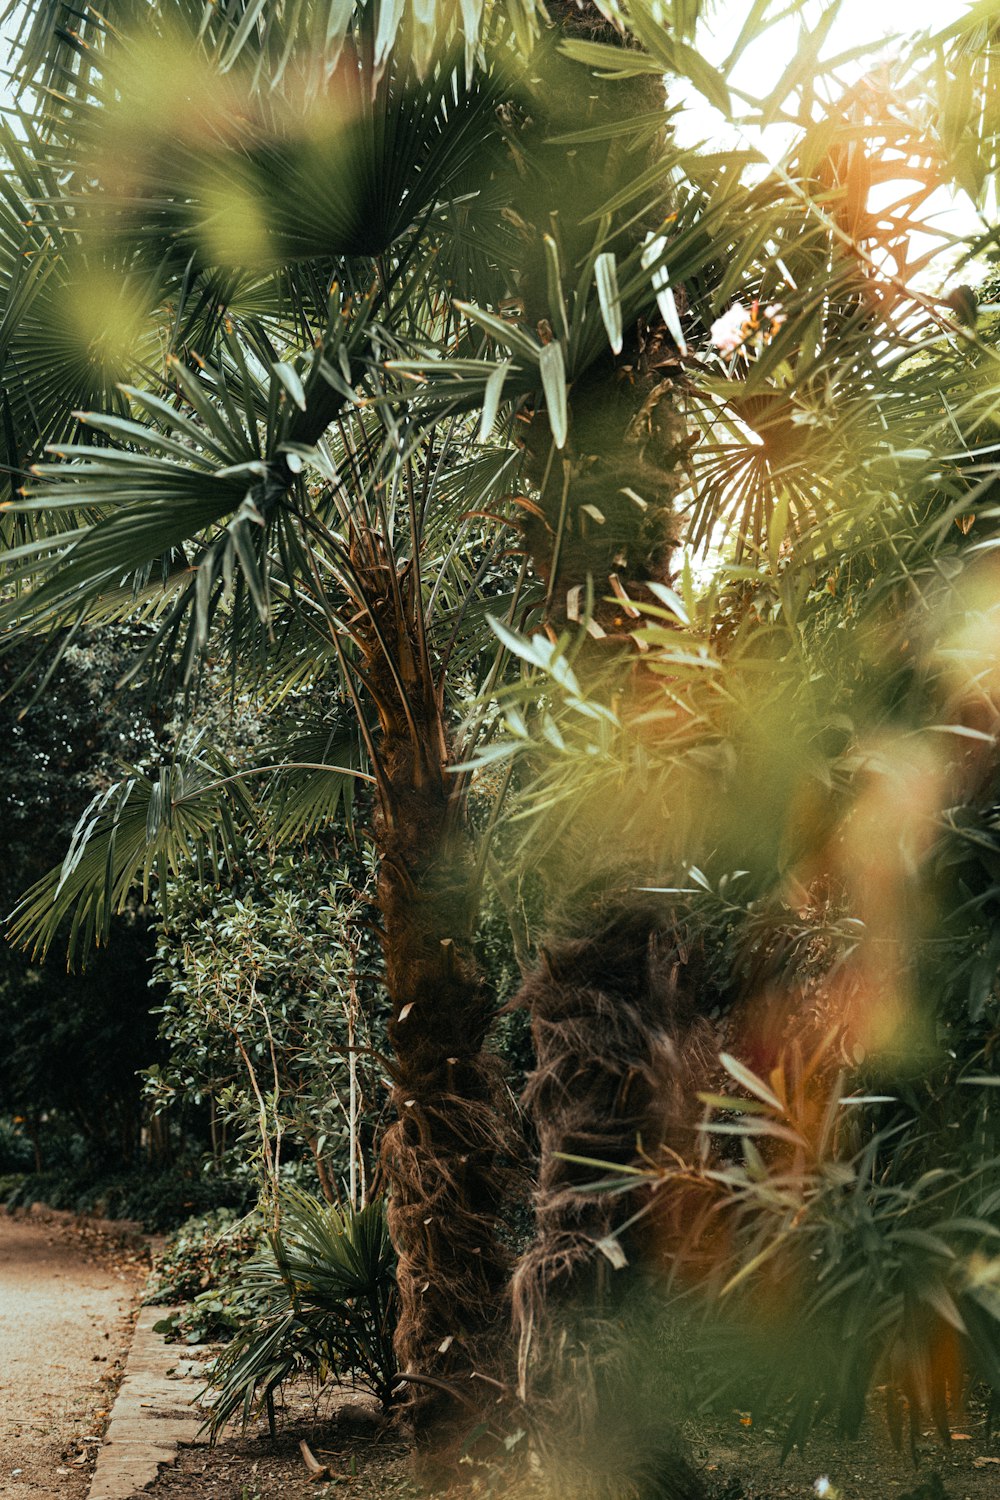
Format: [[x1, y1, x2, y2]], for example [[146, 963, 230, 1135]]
[[86, 1303, 209, 1500]]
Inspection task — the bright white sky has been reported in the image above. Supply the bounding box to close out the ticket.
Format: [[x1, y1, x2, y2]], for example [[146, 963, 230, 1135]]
[[677, 0, 988, 287], [683, 0, 968, 120]]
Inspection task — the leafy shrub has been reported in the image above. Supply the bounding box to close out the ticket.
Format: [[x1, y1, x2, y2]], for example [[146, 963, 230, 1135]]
[[153, 1293, 250, 1346], [149, 1207, 261, 1304], [0, 1117, 35, 1172], [207, 1188, 398, 1434], [644, 1046, 1000, 1453], [148, 1209, 262, 1344], [2, 1165, 252, 1230], [148, 855, 386, 1207], [0, 629, 168, 1175], [0, 1173, 26, 1202]]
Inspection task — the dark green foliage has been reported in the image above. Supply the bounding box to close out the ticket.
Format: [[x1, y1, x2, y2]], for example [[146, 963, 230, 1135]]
[[207, 1189, 398, 1435], [0, 1115, 39, 1172], [147, 1207, 263, 1343], [0, 630, 167, 1168], [147, 1207, 263, 1306], [1, 1163, 252, 1230], [0, 915, 163, 1168], [0, 630, 164, 901], [588, 1041, 1000, 1456], [686, 1150, 1000, 1455], [3, 0, 1000, 1469]]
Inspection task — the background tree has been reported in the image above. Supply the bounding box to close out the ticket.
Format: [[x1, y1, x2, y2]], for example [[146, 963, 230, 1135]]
[[0, 629, 164, 1170]]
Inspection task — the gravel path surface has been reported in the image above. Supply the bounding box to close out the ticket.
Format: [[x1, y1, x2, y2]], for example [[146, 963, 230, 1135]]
[[0, 1214, 143, 1499]]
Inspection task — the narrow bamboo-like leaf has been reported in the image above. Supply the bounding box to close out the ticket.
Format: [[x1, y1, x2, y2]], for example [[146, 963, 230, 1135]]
[[454, 301, 542, 363], [194, 550, 215, 648], [557, 37, 665, 78], [759, 9, 839, 128], [641, 235, 687, 355], [670, 37, 732, 117], [719, 1053, 784, 1113], [538, 341, 568, 449], [696, 1092, 771, 1115], [594, 252, 623, 355], [272, 361, 307, 412], [645, 580, 690, 625], [228, 513, 269, 622], [702, 1119, 807, 1147], [916, 1282, 967, 1334], [71, 413, 216, 467], [613, 5, 731, 114], [479, 360, 510, 442], [546, 108, 676, 147], [720, 1235, 788, 1297], [892, 1229, 956, 1259], [219, 0, 268, 72], [542, 236, 570, 344]]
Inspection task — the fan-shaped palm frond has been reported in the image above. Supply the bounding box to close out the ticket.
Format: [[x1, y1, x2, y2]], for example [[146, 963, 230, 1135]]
[[8, 750, 258, 960], [1, 0, 550, 104], [206, 1188, 397, 1435], [8, 725, 377, 962]]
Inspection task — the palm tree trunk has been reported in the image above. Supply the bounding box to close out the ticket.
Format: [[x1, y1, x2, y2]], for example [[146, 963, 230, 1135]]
[[352, 547, 512, 1446], [502, 11, 711, 1493], [376, 740, 511, 1434], [509, 899, 712, 1499]]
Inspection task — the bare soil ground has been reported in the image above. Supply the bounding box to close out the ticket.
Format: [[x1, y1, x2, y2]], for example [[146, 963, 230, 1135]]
[[687, 1398, 1000, 1499], [145, 1385, 414, 1500], [0, 1210, 147, 1498], [136, 1372, 1000, 1500]]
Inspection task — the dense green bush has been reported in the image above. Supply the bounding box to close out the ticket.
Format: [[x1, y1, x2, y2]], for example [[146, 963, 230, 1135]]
[[148, 850, 386, 1207], [148, 1207, 263, 1305], [2, 1164, 253, 1231], [0, 1116, 36, 1173], [0, 631, 168, 1171], [147, 1207, 263, 1343], [596, 1043, 1000, 1453]]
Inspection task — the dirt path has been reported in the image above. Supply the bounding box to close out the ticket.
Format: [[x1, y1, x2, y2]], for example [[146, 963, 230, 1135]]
[[0, 1213, 144, 1499]]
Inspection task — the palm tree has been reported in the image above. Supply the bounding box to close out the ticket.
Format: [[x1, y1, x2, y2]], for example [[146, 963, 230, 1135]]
[[0, 0, 532, 1439], [2, 0, 997, 1472], [367, 0, 1000, 1470]]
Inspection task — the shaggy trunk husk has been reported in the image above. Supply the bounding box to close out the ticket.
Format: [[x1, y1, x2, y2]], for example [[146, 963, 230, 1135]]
[[509, 900, 713, 1499], [500, 10, 711, 1494], [377, 749, 511, 1431], [350, 530, 512, 1448], [511, 903, 708, 1337]]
